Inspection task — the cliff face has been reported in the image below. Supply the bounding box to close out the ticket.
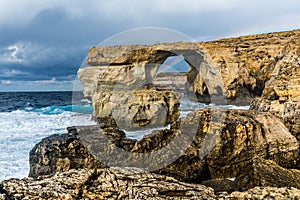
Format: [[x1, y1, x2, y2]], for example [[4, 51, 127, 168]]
[[2, 30, 300, 199], [78, 30, 300, 132], [79, 30, 300, 105], [200, 30, 300, 99], [250, 42, 300, 141]]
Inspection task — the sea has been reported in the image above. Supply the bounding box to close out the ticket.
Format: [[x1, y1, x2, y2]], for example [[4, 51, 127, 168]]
[[0, 91, 249, 181], [0, 91, 96, 181]]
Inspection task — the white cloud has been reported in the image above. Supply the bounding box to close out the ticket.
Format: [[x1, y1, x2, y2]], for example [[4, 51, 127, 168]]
[[0, 42, 30, 64], [0, 80, 12, 84], [0, 43, 24, 64], [0, 41, 60, 66], [0, 79, 75, 91], [3, 69, 28, 77], [35, 77, 57, 84], [0, 0, 245, 26]]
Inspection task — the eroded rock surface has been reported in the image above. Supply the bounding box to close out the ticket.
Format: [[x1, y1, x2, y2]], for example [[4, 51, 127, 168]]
[[2, 168, 300, 200], [250, 47, 300, 142], [235, 157, 300, 191], [80, 30, 300, 106], [224, 187, 300, 200], [29, 109, 298, 184], [1, 168, 216, 200], [92, 89, 182, 130], [160, 109, 298, 181]]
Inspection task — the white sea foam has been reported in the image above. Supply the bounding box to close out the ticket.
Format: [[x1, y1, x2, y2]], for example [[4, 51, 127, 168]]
[[124, 125, 171, 141], [123, 98, 250, 141], [0, 110, 96, 181], [0, 96, 250, 181]]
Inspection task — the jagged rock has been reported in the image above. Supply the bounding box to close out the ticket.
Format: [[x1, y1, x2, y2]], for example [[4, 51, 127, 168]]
[[201, 179, 241, 195], [251, 97, 300, 142], [159, 109, 298, 181], [224, 187, 300, 200], [92, 89, 182, 130], [250, 49, 300, 142], [1, 168, 216, 200], [80, 30, 300, 105], [4, 168, 300, 200], [235, 157, 300, 191], [29, 127, 109, 178], [29, 109, 298, 183]]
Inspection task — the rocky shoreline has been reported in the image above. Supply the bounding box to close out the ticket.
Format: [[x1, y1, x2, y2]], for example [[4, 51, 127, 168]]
[[1, 29, 300, 199]]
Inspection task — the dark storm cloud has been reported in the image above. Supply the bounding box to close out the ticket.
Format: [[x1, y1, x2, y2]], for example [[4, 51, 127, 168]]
[[0, 0, 299, 91], [0, 7, 125, 82]]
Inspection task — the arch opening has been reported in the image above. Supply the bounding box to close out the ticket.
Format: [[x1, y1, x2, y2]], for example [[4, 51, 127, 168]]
[[152, 55, 189, 92], [152, 53, 211, 104]]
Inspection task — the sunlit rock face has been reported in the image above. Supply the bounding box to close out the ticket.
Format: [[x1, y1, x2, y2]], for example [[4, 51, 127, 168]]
[[79, 30, 300, 131], [250, 47, 300, 142], [14, 29, 300, 199]]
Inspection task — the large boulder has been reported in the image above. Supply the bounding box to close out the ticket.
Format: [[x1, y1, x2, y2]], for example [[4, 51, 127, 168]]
[[92, 89, 182, 130], [159, 109, 298, 181], [29, 109, 298, 183], [235, 157, 300, 191], [28, 126, 116, 178], [250, 47, 300, 142]]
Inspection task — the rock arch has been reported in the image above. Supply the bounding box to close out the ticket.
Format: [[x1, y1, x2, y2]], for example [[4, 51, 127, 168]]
[[78, 44, 227, 130], [79, 45, 225, 103]]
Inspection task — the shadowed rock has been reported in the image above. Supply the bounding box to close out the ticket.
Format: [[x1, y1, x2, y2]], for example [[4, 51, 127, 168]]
[[235, 157, 300, 191], [29, 109, 298, 183], [250, 48, 300, 143], [201, 179, 242, 195]]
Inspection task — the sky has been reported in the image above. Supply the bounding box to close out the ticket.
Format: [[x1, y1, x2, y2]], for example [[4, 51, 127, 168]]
[[0, 0, 300, 91]]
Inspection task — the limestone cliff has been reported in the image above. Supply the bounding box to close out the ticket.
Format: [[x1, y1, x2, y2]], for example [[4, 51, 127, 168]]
[[78, 30, 300, 132], [250, 43, 300, 141], [79, 29, 300, 105]]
